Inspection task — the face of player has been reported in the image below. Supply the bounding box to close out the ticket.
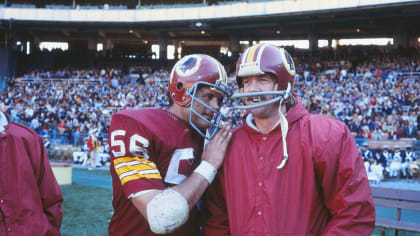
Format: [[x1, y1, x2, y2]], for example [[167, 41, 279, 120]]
[[241, 74, 279, 119], [190, 85, 224, 130]]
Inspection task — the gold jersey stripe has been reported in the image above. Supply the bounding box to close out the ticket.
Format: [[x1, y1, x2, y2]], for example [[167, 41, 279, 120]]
[[116, 163, 157, 176], [121, 173, 162, 185], [114, 156, 153, 165]]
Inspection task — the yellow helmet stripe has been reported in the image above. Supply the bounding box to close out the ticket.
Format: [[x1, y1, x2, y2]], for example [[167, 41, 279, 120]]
[[246, 45, 258, 63]]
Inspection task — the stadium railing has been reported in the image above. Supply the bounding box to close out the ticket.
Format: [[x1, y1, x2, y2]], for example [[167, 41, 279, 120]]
[[371, 186, 420, 235], [17, 77, 101, 85], [2, 0, 410, 23], [45, 5, 72, 9], [9, 4, 36, 8], [354, 138, 417, 150], [399, 72, 420, 79]]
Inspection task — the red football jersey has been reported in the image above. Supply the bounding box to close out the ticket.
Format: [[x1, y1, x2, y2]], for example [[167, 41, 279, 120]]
[[108, 109, 203, 236]]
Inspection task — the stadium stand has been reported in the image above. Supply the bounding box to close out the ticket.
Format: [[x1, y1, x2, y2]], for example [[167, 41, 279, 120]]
[[2, 49, 418, 149]]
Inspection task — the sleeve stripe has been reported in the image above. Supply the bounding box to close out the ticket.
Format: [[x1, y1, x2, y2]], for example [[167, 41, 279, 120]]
[[121, 173, 162, 185], [113, 156, 153, 165], [113, 156, 162, 185], [119, 169, 161, 179], [119, 170, 138, 179], [115, 160, 157, 169], [116, 163, 157, 176]]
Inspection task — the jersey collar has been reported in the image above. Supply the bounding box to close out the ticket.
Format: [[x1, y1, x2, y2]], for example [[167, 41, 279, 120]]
[[244, 113, 282, 133]]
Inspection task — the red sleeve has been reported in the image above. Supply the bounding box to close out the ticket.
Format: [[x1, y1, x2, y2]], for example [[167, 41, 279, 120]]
[[109, 113, 165, 199], [314, 121, 375, 235], [36, 135, 64, 235], [203, 168, 230, 236]]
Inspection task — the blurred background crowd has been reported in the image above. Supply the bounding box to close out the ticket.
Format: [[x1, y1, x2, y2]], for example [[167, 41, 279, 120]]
[[0, 46, 419, 176]]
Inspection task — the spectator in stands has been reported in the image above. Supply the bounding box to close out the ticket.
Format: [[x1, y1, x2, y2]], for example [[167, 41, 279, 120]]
[[30, 114, 41, 133], [402, 120, 418, 138], [381, 119, 393, 134], [0, 110, 63, 235], [371, 126, 384, 140], [362, 125, 372, 139], [401, 145, 418, 178], [73, 142, 90, 165], [355, 129, 366, 139], [389, 145, 403, 178], [71, 127, 80, 147], [373, 147, 386, 168], [204, 44, 375, 235], [360, 142, 373, 164], [48, 118, 58, 142], [360, 142, 374, 175], [387, 127, 400, 140], [43, 135, 51, 149], [96, 138, 110, 166], [370, 159, 384, 185], [381, 145, 394, 177]]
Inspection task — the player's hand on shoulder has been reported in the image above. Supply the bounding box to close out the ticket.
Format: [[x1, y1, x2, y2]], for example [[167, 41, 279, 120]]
[[202, 123, 232, 170]]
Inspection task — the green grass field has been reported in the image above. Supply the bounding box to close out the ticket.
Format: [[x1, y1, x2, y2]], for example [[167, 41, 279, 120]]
[[61, 184, 113, 236], [60, 169, 420, 236]]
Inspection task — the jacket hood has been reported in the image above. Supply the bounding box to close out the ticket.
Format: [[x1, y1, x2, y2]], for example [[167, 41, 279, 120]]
[[286, 95, 309, 126]]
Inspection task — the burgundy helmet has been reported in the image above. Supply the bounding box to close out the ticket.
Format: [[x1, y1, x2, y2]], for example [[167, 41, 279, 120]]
[[169, 54, 227, 106], [168, 54, 228, 140], [236, 43, 295, 90]]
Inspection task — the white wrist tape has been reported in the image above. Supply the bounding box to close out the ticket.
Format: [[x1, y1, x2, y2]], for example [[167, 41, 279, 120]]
[[194, 160, 217, 184]]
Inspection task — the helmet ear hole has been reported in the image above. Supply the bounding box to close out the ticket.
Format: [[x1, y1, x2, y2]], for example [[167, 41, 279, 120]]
[[176, 82, 183, 90]]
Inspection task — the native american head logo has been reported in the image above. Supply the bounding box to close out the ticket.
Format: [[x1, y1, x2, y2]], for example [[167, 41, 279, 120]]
[[175, 55, 202, 77]]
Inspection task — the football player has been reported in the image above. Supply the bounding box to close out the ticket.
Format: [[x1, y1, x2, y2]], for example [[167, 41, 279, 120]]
[[108, 54, 232, 235], [204, 44, 375, 235]]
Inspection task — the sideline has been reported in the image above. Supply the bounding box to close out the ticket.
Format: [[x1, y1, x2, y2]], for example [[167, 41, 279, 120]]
[[70, 166, 420, 224], [72, 165, 112, 189]]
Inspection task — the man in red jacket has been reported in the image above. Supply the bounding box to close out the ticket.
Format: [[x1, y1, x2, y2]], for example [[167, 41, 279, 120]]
[[0, 110, 63, 235], [204, 44, 376, 235]]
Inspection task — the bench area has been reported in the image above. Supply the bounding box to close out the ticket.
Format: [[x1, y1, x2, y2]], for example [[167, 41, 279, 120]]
[[371, 186, 420, 235]]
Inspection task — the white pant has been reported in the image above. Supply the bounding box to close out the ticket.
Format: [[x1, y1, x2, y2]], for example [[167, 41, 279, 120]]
[[370, 164, 384, 184], [389, 161, 401, 177]]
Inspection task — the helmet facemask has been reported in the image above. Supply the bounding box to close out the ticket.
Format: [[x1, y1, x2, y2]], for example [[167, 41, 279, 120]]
[[231, 81, 292, 110], [168, 54, 228, 140], [187, 80, 228, 140]]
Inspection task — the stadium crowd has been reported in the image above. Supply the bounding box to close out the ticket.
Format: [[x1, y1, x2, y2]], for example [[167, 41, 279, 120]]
[[1, 55, 419, 141], [0, 49, 419, 176]]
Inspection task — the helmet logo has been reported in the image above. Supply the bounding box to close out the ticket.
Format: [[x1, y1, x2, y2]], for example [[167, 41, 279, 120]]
[[280, 48, 296, 76], [175, 55, 202, 77]]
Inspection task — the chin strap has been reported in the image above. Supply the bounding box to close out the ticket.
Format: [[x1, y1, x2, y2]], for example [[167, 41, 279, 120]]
[[276, 83, 291, 169], [0, 111, 8, 134]]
